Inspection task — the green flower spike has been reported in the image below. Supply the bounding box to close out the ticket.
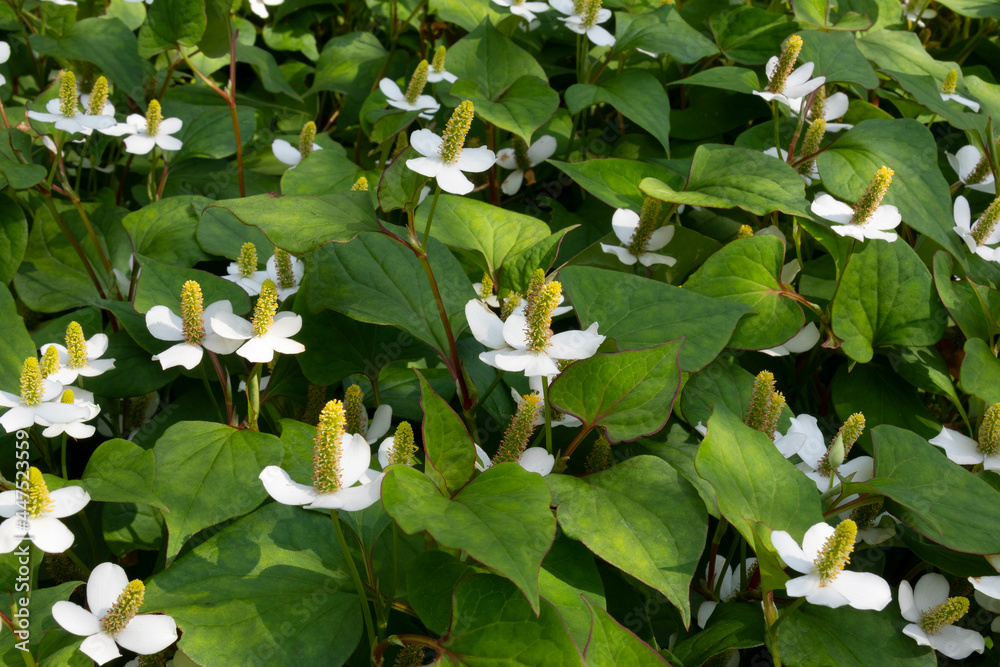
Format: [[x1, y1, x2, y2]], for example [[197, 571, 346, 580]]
[[313, 399, 346, 493], [272, 248, 297, 289], [743, 370, 785, 441], [493, 394, 542, 464], [388, 421, 417, 466], [851, 166, 893, 226], [344, 384, 366, 436], [40, 346, 60, 379], [252, 280, 279, 336], [298, 121, 317, 158], [404, 60, 430, 106], [978, 404, 1000, 456], [626, 197, 664, 256], [59, 71, 78, 118], [766, 35, 803, 94], [86, 76, 109, 116], [180, 281, 206, 345], [100, 580, 146, 635], [20, 358, 44, 407], [439, 100, 475, 164], [237, 242, 258, 279], [523, 270, 561, 353], [814, 519, 857, 584]]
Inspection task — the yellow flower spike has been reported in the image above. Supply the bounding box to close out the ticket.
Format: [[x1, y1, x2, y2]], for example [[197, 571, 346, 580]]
[[20, 358, 44, 407], [850, 166, 894, 226], [40, 346, 60, 378], [313, 400, 346, 493], [351, 175, 369, 191], [343, 384, 366, 436], [65, 322, 89, 369], [743, 370, 785, 441], [388, 421, 417, 466], [626, 197, 664, 256], [179, 281, 206, 345], [964, 138, 1000, 185], [404, 60, 430, 106], [272, 248, 297, 289], [943, 69, 958, 95], [766, 35, 803, 94], [145, 100, 163, 137], [501, 290, 523, 320], [236, 242, 258, 278], [493, 394, 543, 464], [432, 46, 448, 73], [439, 100, 475, 164], [298, 121, 317, 158], [60, 389, 75, 404], [582, 0, 604, 28], [737, 224, 754, 239], [971, 197, 1000, 247], [523, 270, 561, 352], [798, 119, 826, 176], [813, 519, 857, 584], [58, 71, 78, 118], [252, 280, 279, 336], [25, 467, 54, 519], [100, 580, 145, 635], [919, 596, 969, 634], [572, 0, 586, 15], [977, 404, 1000, 456], [479, 273, 494, 301], [86, 76, 109, 116]]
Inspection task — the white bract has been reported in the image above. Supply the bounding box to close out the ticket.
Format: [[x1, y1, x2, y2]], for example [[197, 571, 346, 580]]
[[28, 98, 116, 136], [0, 42, 9, 87], [379, 78, 440, 119], [928, 426, 1000, 472], [210, 311, 305, 364], [406, 128, 495, 196], [952, 195, 1000, 262], [753, 59, 825, 107], [811, 193, 901, 242], [771, 521, 892, 610], [600, 208, 676, 267], [271, 138, 322, 168], [36, 387, 101, 439], [761, 322, 821, 357], [511, 375, 581, 428], [764, 146, 818, 186], [550, 0, 615, 46], [267, 252, 305, 301], [772, 413, 826, 463], [0, 379, 87, 434], [107, 111, 183, 155], [899, 573, 984, 660], [145, 300, 243, 370], [41, 333, 115, 385], [947, 145, 996, 194], [495, 135, 556, 195], [52, 563, 178, 665], [903, 0, 936, 27]]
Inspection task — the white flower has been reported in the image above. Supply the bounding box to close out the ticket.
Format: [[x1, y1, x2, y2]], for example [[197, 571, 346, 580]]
[[406, 128, 495, 196], [929, 426, 1000, 472], [903, 0, 936, 27], [764, 146, 818, 186], [36, 386, 101, 439], [698, 555, 758, 628], [787, 92, 853, 132], [379, 78, 440, 119], [753, 59, 825, 106], [512, 376, 582, 428], [40, 334, 115, 385], [27, 98, 116, 136], [475, 443, 555, 476], [145, 300, 244, 370], [941, 91, 980, 112], [493, 0, 552, 23], [947, 145, 996, 194], [855, 512, 897, 545], [271, 138, 322, 168], [970, 560, 1000, 634], [899, 573, 985, 660], [761, 323, 821, 357], [796, 440, 874, 493], [810, 193, 900, 242], [0, 473, 90, 553], [209, 311, 305, 364], [0, 380, 87, 434], [773, 413, 826, 462], [550, 0, 615, 46], [107, 112, 183, 155], [0, 41, 9, 88], [472, 281, 500, 308], [249, 0, 284, 18], [260, 433, 383, 511], [771, 521, 892, 610], [953, 195, 1000, 262], [267, 252, 304, 301], [495, 135, 556, 195], [52, 563, 178, 665], [465, 300, 605, 377], [600, 208, 676, 267], [427, 63, 457, 84], [223, 263, 268, 296], [352, 403, 393, 445]]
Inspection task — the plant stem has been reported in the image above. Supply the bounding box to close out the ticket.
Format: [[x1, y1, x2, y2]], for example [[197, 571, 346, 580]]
[[59, 433, 68, 480], [542, 378, 553, 455], [247, 363, 262, 431], [199, 362, 224, 424], [420, 184, 441, 250], [331, 510, 377, 658]]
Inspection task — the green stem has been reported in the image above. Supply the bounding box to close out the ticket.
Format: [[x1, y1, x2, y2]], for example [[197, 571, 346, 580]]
[[199, 362, 224, 423], [331, 510, 377, 657], [771, 102, 783, 155], [64, 548, 91, 577], [771, 597, 806, 632], [473, 370, 505, 412], [247, 364, 262, 431], [763, 591, 783, 667], [59, 434, 67, 480], [542, 378, 553, 455], [420, 184, 442, 250]]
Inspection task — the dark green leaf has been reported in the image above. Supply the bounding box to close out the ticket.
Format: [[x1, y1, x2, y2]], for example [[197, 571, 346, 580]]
[[418, 370, 476, 496], [452, 76, 558, 143], [566, 70, 670, 151], [147, 0, 206, 47], [81, 439, 165, 509], [123, 196, 212, 267]]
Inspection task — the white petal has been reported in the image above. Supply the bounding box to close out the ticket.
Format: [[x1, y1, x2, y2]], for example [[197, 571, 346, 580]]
[[766, 56, 779, 81], [527, 135, 557, 165], [307, 473, 385, 511], [928, 427, 983, 465], [80, 633, 122, 665], [612, 208, 640, 244], [972, 577, 1000, 603], [52, 601, 100, 636], [158, 117, 182, 135], [0, 517, 26, 551], [546, 325, 605, 360], [637, 252, 677, 267], [455, 146, 496, 173], [830, 571, 892, 610], [645, 225, 674, 252], [518, 448, 554, 475], [957, 145, 983, 181], [115, 615, 178, 655], [152, 343, 204, 371], [88, 562, 129, 619], [770, 530, 813, 573], [832, 224, 867, 241], [367, 404, 392, 443], [868, 205, 902, 230], [913, 572, 949, 612], [495, 148, 517, 170], [202, 333, 244, 355], [340, 433, 373, 487], [410, 129, 443, 157], [586, 24, 616, 46], [209, 312, 254, 340], [145, 306, 185, 341], [0, 408, 35, 433], [825, 92, 849, 120], [783, 323, 820, 353], [28, 516, 76, 553], [501, 170, 524, 195], [898, 579, 920, 622], [801, 522, 836, 560], [697, 600, 718, 629], [465, 300, 507, 349], [259, 467, 318, 506], [48, 486, 91, 518], [379, 78, 404, 101], [378, 437, 394, 469], [124, 134, 157, 155], [407, 156, 445, 179], [811, 194, 854, 224], [269, 312, 303, 338], [601, 243, 639, 265], [924, 625, 985, 660]]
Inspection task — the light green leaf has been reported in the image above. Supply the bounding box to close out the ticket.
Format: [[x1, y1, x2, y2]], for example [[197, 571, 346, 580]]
[[0, 284, 37, 396], [540, 536, 607, 648], [418, 370, 476, 496], [81, 439, 165, 509], [453, 76, 558, 143], [611, 5, 718, 64], [960, 338, 1000, 405], [550, 158, 685, 211], [567, 70, 670, 151], [671, 67, 760, 94], [709, 6, 795, 65], [123, 196, 212, 267], [584, 598, 669, 666], [280, 149, 361, 196], [931, 0, 1000, 17], [29, 18, 145, 96], [446, 19, 547, 98], [133, 253, 250, 315], [547, 456, 707, 628], [799, 30, 879, 88], [147, 0, 206, 46]]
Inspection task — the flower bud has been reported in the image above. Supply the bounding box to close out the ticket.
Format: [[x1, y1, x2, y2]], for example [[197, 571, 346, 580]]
[[920, 596, 969, 634], [25, 467, 53, 518], [524, 270, 561, 353], [351, 176, 369, 191], [272, 248, 296, 289], [432, 46, 448, 74], [971, 197, 1000, 248]]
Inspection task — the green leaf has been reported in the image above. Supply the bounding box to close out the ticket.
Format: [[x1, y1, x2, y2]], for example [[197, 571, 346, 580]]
[[421, 194, 551, 275], [798, 30, 879, 89], [547, 456, 708, 628], [168, 104, 256, 163], [549, 342, 683, 444], [583, 598, 669, 666], [0, 581, 83, 660], [960, 338, 1000, 405], [309, 31, 388, 100], [856, 30, 954, 80], [81, 439, 165, 509], [695, 407, 824, 546], [0, 284, 37, 394], [932, 252, 996, 342], [672, 67, 760, 94], [381, 463, 555, 612], [235, 43, 303, 100], [204, 191, 378, 254], [498, 227, 575, 295], [429, 0, 507, 32], [539, 536, 607, 648], [709, 6, 795, 65], [452, 76, 558, 143], [0, 129, 47, 189], [300, 232, 472, 356], [671, 602, 766, 666], [29, 18, 145, 97], [198, 0, 234, 58], [406, 551, 479, 634], [151, 421, 284, 562], [280, 149, 361, 196], [133, 253, 250, 315], [817, 118, 966, 257], [560, 266, 749, 372], [832, 238, 945, 363], [147, 0, 206, 46], [446, 19, 547, 99], [550, 158, 686, 211], [640, 144, 812, 217], [82, 328, 180, 397], [145, 503, 362, 666], [195, 204, 273, 259], [418, 370, 476, 496], [567, 70, 670, 151], [377, 145, 426, 213], [436, 574, 585, 666], [678, 355, 755, 428], [611, 5, 718, 64], [934, 0, 1000, 16], [683, 235, 804, 350], [831, 362, 940, 439], [123, 196, 212, 267], [883, 70, 984, 132], [779, 603, 935, 667]]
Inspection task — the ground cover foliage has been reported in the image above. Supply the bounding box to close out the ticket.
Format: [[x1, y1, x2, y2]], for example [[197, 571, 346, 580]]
[[2, 0, 1000, 665]]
